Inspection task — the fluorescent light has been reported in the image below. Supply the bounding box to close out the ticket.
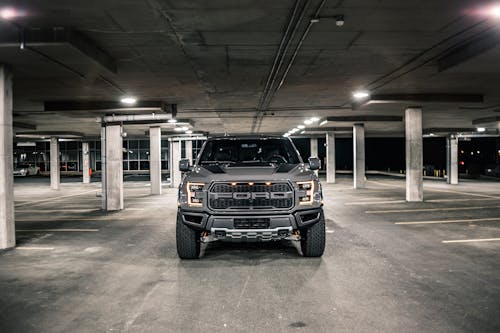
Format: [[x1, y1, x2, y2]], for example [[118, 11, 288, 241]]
[[283, 133, 290, 137], [297, 125, 305, 129], [185, 130, 193, 134], [300, 131, 305, 134], [0, 8, 20, 20], [174, 127, 183, 132], [319, 120, 327, 126], [352, 91, 370, 99], [310, 117, 319, 122], [477, 127, 486, 132], [181, 126, 189, 131], [120, 96, 137, 105], [304, 119, 313, 125], [168, 119, 177, 123]]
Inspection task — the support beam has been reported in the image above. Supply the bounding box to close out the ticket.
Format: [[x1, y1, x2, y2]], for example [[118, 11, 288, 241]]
[[326, 132, 336, 184], [0, 65, 15, 249], [105, 124, 123, 211], [353, 124, 366, 189], [82, 142, 90, 184], [100, 126, 106, 210], [50, 137, 60, 190], [405, 108, 423, 202], [150, 127, 162, 195], [185, 140, 193, 163], [447, 135, 459, 185], [310, 137, 318, 176], [169, 140, 181, 188]]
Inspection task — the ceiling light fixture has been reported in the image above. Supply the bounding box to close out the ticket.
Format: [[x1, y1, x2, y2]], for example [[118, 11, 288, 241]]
[[181, 126, 189, 131], [352, 91, 370, 100], [185, 130, 193, 134], [0, 8, 20, 20], [310, 117, 319, 122], [174, 127, 183, 132], [320, 120, 328, 126], [477, 127, 486, 132], [297, 125, 305, 129], [168, 119, 177, 123], [120, 96, 137, 105], [304, 119, 313, 125], [335, 15, 345, 27]]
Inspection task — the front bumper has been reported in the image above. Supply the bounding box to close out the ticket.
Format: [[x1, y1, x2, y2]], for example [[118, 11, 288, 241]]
[[179, 207, 324, 241]]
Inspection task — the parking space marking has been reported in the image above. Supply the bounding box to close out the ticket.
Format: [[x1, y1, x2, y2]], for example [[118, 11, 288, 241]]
[[426, 198, 499, 203], [16, 229, 100, 232], [395, 217, 500, 225], [345, 200, 406, 206], [16, 246, 55, 250], [367, 205, 500, 214], [442, 238, 500, 244]]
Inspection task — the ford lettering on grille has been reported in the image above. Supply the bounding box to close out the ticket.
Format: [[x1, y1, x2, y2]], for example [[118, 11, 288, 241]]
[[209, 182, 293, 210]]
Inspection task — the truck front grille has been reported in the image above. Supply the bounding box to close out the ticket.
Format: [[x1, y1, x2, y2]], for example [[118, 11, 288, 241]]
[[209, 182, 294, 210]]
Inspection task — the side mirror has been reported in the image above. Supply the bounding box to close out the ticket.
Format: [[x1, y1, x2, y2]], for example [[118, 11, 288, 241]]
[[308, 157, 321, 171], [179, 159, 191, 172]]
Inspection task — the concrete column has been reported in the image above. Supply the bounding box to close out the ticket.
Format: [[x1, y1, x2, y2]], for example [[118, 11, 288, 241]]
[[100, 126, 106, 210], [105, 124, 123, 211], [0, 65, 15, 249], [150, 127, 162, 195], [169, 140, 181, 188], [447, 135, 459, 185], [405, 107, 423, 202], [50, 137, 60, 190], [185, 140, 193, 163], [326, 132, 336, 184], [310, 137, 318, 176], [82, 142, 90, 184], [353, 123, 366, 189]]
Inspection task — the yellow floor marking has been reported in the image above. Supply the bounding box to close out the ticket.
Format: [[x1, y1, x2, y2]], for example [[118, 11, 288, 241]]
[[367, 205, 500, 214], [17, 246, 55, 250], [442, 238, 500, 244], [15, 190, 98, 207], [17, 229, 99, 232], [395, 217, 500, 225]]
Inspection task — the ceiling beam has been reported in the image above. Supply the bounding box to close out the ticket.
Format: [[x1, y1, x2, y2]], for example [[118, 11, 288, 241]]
[[438, 31, 500, 72], [0, 27, 117, 73], [323, 116, 403, 122], [13, 121, 36, 130]]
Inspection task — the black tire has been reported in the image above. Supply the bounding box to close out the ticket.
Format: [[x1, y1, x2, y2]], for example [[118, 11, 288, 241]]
[[176, 214, 200, 259], [300, 217, 326, 257]]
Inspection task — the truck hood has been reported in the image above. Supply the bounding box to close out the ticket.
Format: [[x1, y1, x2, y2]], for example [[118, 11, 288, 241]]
[[185, 163, 316, 183]]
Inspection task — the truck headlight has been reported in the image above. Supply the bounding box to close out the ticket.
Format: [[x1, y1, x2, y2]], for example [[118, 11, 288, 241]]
[[187, 182, 205, 207], [297, 180, 314, 205]]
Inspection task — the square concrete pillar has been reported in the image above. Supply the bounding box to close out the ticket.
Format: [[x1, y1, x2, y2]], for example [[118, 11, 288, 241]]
[[353, 123, 366, 189], [326, 132, 336, 184], [150, 127, 162, 195], [446, 135, 459, 185], [82, 142, 90, 184], [405, 108, 423, 202], [105, 124, 123, 211], [100, 126, 107, 210], [169, 140, 181, 188], [185, 140, 193, 163], [0, 65, 15, 249], [50, 137, 60, 190], [310, 137, 318, 176]]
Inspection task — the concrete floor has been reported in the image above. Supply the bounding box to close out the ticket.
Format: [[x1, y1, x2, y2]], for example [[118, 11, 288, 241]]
[[1, 176, 500, 332]]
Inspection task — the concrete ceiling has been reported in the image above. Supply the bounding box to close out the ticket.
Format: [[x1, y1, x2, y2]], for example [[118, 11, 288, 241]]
[[2, 0, 500, 137]]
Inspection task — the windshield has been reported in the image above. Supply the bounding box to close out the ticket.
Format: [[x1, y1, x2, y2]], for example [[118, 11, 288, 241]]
[[198, 138, 301, 165]]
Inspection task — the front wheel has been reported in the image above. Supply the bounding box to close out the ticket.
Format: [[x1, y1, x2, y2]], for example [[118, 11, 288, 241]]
[[300, 217, 326, 257], [176, 214, 200, 259]]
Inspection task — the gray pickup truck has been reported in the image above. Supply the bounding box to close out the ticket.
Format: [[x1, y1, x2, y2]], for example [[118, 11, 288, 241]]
[[176, 135, 325, 259]]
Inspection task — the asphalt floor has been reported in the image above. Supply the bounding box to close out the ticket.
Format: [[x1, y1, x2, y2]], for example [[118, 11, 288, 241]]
[[1, 175, 499, 332]]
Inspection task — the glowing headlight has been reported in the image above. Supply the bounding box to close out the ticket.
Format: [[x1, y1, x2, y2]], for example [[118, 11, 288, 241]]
[[187, 182, 205, 207], [297, 180, 314, 205]]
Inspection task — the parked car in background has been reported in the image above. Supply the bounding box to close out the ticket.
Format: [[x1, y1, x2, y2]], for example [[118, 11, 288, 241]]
[[13, 164, 40, 177]]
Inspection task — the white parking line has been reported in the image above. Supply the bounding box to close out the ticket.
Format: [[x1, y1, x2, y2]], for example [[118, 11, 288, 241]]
[[442, 238, 500, 244], [395, 217, 500, 225], [16, 246, 55, 250], [426, 198, 499, 203], [17, 229, 99, 232], [367, 205, 500, 214], [345, 200, 406, 206], [15, 190, 98, 207]]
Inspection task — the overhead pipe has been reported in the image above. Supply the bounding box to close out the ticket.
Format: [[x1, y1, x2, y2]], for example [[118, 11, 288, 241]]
[[101, 114, 174, 123]]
